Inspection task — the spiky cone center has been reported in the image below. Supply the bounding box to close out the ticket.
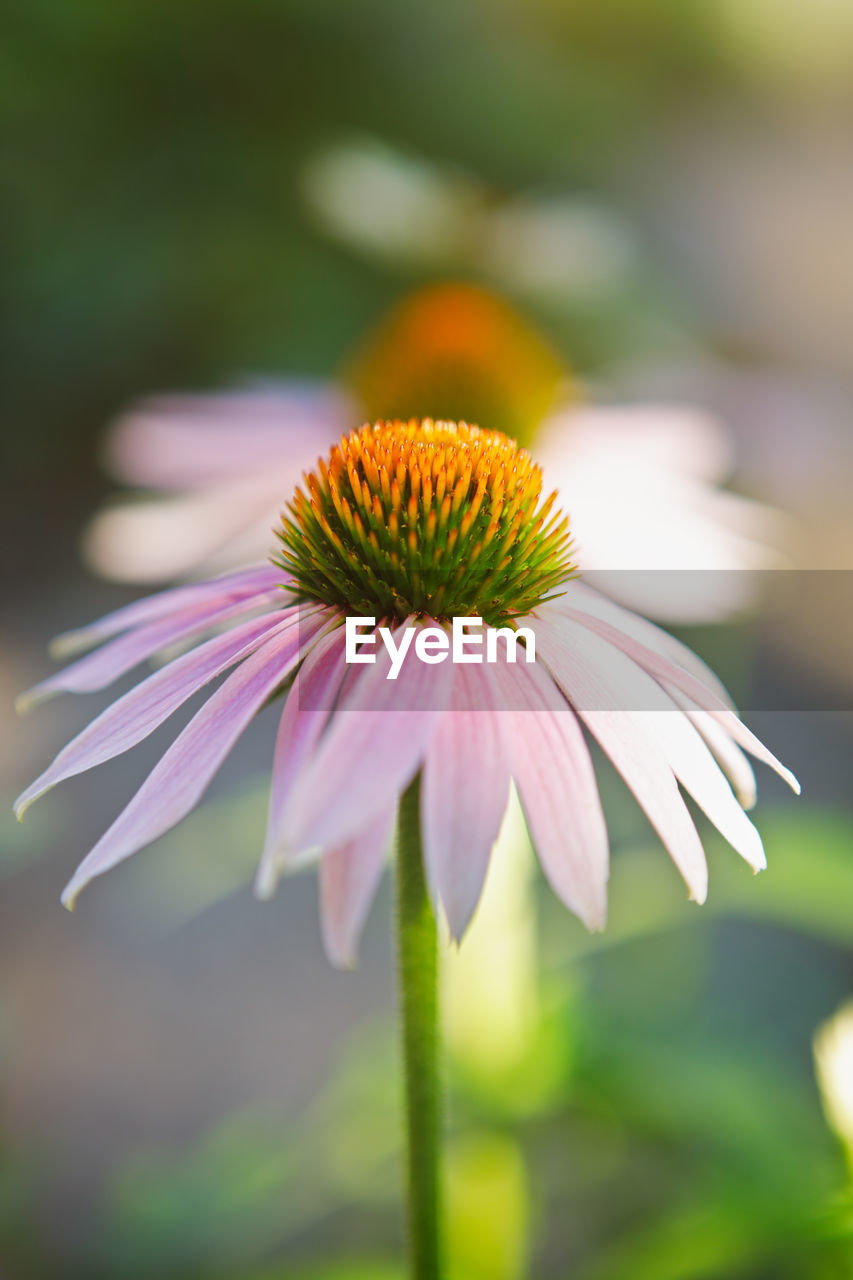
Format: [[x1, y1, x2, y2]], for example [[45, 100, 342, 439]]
[[276, 419, 575, 625]]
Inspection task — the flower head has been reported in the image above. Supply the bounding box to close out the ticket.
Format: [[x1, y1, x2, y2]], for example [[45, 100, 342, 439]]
[[19, 419, 798, 965], [278, 419, 573, 624]]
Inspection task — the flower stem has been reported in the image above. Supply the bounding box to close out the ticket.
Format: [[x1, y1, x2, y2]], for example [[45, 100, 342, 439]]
[[396, 775, 442, 1279]]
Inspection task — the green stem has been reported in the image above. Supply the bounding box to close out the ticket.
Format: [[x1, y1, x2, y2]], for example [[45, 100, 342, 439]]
[[396, 775, 442, 1279]]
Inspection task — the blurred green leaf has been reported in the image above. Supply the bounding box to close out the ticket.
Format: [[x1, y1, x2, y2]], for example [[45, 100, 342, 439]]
[[548, 808, 853, 957]]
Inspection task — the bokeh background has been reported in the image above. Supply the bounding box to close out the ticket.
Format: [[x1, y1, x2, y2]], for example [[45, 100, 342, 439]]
[[3, 2, 853, 1277]]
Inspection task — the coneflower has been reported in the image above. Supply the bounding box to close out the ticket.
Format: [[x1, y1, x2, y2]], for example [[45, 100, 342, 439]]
[[18, 418, 797, 1277]]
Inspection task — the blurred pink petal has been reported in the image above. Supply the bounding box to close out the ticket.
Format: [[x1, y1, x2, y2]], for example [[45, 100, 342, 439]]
[[83, 387, 783, 624], [106, 384, 352, 488], [539, 402, 734, 481], [83, 481, 291, 585], [537, 402, 785, 620]]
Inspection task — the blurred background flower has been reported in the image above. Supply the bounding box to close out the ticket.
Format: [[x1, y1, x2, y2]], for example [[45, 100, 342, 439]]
[[83, 280, 782, 620], [3, 1, 853, 1277]]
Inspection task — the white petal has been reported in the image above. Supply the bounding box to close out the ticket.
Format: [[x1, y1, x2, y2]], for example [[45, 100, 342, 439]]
[[664, 687, 757, 811], [536, 405, 781, 621], [82, 482, 286, 584], [538, 402, 734, 485]]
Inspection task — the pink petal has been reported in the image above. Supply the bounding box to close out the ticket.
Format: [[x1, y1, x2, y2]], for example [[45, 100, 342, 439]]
[[255, 626, 349, 897], [21, 587, 292, 708], [533, 612, 709, 903], [421, 663, 512, 941], [280, 621, 453, 856], [551, 588, 800, 795], [15, 611, 295, 817], [51, 565, 285, 656], [60, 623, 308, 908], [320, 805, 396, 968], [488, 656, 610, 930]]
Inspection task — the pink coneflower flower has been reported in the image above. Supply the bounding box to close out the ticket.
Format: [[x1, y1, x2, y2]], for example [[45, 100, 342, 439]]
[[82, 284, 778, 622], [19, 419, 798, 966]]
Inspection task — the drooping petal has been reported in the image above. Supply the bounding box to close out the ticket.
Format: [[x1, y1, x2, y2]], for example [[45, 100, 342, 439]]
[[555, 619, 766, 870], [320, 805, 396, 968], [655, 711, 766, 870], [555, 582, 736, 708], [15, 610, 297, 817], [255, 625, 349, 897], [60, 623, 308, 908], [553, 587, 800, 794], [50, 565, 285, 656], [488, 655, 610, 930], [280, 621, 454, 856], [533, 612, 710, 902], [421, 663, 512, 940], [663, 686, 757, 810], [21, 587, 291, 709]]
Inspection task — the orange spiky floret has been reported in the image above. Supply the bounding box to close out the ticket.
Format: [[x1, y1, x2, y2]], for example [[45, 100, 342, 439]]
[[276, 419, 576, 624]]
